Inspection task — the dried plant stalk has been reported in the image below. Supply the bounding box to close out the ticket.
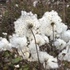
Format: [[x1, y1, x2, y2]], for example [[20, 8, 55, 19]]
[[30, 29, 40, 64]]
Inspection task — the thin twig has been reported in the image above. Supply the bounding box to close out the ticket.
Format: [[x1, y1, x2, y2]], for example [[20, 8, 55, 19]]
[[46, 42, 52, 52], [51, 23, 55, 52], [18, 44, 25, 56], [52, 25, 55, 42], [30, 29, 40, 64], [44, 60, 47, 70]]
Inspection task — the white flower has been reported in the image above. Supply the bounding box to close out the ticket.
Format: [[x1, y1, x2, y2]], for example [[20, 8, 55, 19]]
[[43, 57, 58, 69], [28, 41, 39, 54], [55, 22, 67, 34], [29, 34, 49, 46], [28, 50, 58, 69], [29, 50, 58, 69], [42, 34, 49, 43], [58, 40, 70, 62], [43, 10, 62, 24], [39, 11, 64, 36], [39, 10, 68, 39], [14, 18, 25, 36], [18, 47, 30, 59], [14, 11, 40, 37], [38, 51, 53, 63], [61, 30, 70, 42], [39, 15, 53, 36], [67, 40, 70, 46], [50, 32, 60, 41], [35, 34, 46, 46], [28, 41, 40, 61], [39, 23, 53, 36], [0, 38, 12, 51], [9, 34, 30, 59], [58, 46, 70, 62], [61, 23, 67, 32], [53, 39, 66, 50], [9, 34, 27, 49]]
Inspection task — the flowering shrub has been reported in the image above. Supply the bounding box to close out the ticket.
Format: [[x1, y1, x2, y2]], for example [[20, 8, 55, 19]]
[[0, 10, 70, 69]]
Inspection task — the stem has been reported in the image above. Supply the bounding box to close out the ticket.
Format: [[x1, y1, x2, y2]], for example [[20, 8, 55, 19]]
[[18, 44, 28, 59], [52, 25, 55, 42], [52, 25, 55, 52], [46, 42, 52, 52], [45, 61, 47, 70], [18, 44, 25, 56], [30, 29, 40, 64]]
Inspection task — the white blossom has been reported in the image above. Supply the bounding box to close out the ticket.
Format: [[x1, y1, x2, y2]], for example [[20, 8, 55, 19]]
[[53, 39, 66, 50], [39, 10, 66, 37], [39, 52, 58, 69], [18, 47, 30, 59], [0, 38, 12, 51], [58, 46, 70, 62], [43, 57, 58, 69], [9, 34, 27, 49], [28, 51, 58, 69], [61, 30, 70, 42], [28, 41, 39, 54], [14, 11, 40, 37]]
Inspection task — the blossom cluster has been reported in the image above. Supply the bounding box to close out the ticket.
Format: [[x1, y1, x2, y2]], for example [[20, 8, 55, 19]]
[[0, 10, 70, 69]]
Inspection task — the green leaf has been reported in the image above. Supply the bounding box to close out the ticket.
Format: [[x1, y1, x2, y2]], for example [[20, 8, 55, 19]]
[[3, 51, 10, 57], [23, 65, 29, 70], [11, 57, 22, 64]]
